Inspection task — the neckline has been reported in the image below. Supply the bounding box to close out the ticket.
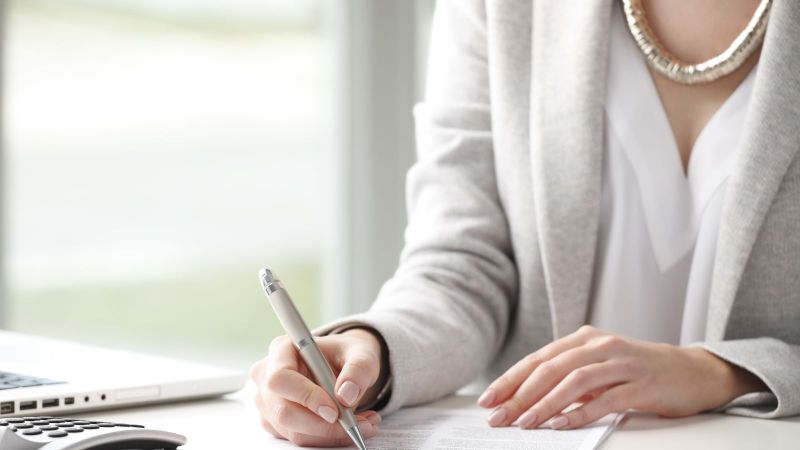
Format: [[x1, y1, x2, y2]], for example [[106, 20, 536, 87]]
[[603, 6, 758, 272]]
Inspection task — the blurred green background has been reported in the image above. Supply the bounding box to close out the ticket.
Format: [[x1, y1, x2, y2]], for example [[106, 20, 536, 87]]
[[5, 0, 327, 369], [10, 263, 318, 368]]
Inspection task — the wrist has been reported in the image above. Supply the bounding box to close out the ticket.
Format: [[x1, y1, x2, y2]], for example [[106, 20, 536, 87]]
[[686, 347, 766, 403]]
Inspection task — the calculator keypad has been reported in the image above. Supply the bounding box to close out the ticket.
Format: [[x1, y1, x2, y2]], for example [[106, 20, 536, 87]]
[[0, 416, 145, 439]]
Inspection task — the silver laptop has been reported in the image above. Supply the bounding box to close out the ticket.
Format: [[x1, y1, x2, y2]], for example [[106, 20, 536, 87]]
[[0, 330, 246, 418]]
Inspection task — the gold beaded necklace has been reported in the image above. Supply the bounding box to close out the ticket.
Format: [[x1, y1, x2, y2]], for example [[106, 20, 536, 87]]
[[620, 0, 772, 85]]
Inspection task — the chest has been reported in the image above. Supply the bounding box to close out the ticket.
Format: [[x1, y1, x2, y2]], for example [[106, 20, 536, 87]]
[[639, 0, 764, 171], [649, 55, 760, 173]]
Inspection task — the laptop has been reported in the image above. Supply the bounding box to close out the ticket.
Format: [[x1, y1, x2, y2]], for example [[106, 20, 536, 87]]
[[0, 329, 246, 418]]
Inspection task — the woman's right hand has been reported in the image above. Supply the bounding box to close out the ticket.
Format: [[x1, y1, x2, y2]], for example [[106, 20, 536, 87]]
[[250, 328, 386, 447]]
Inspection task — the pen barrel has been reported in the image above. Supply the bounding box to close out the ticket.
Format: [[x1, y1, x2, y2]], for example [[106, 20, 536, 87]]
[[264, 285, 359, 429], [298, 344, 336, 395], [266, 289, 313, 346], [299, 345, 358, 429]]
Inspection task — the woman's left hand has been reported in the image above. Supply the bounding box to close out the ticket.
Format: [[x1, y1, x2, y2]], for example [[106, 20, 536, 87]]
[[477, 325, 765, 430]]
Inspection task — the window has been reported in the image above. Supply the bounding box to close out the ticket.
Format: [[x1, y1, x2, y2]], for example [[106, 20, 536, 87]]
[[5, 0, 327, 367], [3, 0, 429, 370]]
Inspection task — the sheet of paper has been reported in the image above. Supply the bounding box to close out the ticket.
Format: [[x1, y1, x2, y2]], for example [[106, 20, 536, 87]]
[[360, 406, 619, 450], [266, 396, 622, 450]]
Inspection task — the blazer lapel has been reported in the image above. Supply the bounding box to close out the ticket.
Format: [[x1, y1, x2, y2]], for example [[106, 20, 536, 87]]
[[530, 0, 613, 338], [707, 0, 800, 340]]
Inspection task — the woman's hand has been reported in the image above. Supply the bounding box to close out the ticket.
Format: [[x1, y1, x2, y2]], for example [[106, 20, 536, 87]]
[[250, 328, 386, 447], [477, 325, 765, 430]]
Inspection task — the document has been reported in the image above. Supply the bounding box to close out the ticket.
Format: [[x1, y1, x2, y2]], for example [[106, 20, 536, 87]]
[[362, 404, 620, 450], [268, 396, 622, 450]]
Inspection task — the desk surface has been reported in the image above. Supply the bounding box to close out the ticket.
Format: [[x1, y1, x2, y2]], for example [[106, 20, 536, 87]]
[[73, 389, 800, 449]]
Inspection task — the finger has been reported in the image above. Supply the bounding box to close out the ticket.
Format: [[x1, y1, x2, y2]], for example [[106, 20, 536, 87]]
[[266, 335, 300, 373], [479, 325, 601, 408], [576, 386, 607, 404], [360, 410, 383, 426], [268, 398, 373, 439], [497, 336, 631, 426], [261, 415, 381, 448], [256, 393, 380, 439], [255, 393, 284, 439], [254, 390, 270, 421], [259, 416, 283, 439], [488, 345, 606, 427], [335, 346, 380, 407], [264, 336, 301, 388], [516, 361, 632, 429], [547, 383, 635, 430], [263, 337, 342, 424], [249, 358, 267, 384], [267, 368, 340, 424], [263, 337, 309, 401], [282, 419, 379, 448]]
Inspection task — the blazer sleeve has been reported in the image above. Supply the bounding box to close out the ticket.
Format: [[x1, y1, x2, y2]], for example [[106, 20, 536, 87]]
[[696, 338, 800, 418], [316, 0, 518, 415]]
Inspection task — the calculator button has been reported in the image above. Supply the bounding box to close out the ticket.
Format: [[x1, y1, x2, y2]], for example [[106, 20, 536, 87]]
[[22, 429, 42, 435], [118, 423, 145, 428], [15, 423, 34, 429], [6, 419, 25, 423], [64, 427, 84, 433], [40, 425, 58, 431], [48, 431, 69, 438], [96, 423, 116, 427], [31, 420, 50, 425], [58, 422, 75, 427], [72, 421, 91, 425]]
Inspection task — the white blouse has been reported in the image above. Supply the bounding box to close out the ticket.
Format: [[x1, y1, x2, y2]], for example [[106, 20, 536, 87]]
[[588, 8, 757, 345]]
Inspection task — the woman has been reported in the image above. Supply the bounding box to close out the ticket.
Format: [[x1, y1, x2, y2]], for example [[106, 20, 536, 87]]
[[251, 0, 800, 445]]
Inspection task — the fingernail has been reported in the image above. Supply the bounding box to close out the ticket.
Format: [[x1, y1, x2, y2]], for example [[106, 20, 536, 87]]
[[338, 381, 360, 406], [488, 407, 507, 426], [477, 389, 496, 407], [367, 413, 382, 425], [358, 421, 375, 434], [550, 415, 569, 429], [317, 405, 337, 424], [517, 410, 538, 429]]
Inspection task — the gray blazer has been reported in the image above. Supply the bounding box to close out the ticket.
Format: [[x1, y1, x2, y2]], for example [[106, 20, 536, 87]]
[[320, 0, 800, 419]]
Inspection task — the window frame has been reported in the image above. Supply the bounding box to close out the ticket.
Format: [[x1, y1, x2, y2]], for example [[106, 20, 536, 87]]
[[0, 0, 6, 328], [322, 0, 433, 321]]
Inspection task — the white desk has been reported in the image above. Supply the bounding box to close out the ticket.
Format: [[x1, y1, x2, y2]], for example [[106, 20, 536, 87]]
[[74, 390, 800, 449]]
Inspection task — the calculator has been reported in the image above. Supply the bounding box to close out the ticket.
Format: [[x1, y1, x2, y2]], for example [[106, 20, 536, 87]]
[[0, 416, 186, 450]]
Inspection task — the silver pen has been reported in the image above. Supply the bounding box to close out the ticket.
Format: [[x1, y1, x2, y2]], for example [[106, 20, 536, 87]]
[[258, 268, 368, 450]]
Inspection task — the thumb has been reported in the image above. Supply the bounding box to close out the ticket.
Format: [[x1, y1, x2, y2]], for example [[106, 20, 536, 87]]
[[334, 344, 380, 408]]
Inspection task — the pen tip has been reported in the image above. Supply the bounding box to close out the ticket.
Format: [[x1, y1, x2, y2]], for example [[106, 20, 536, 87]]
[[346, 425, 368, 450]]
